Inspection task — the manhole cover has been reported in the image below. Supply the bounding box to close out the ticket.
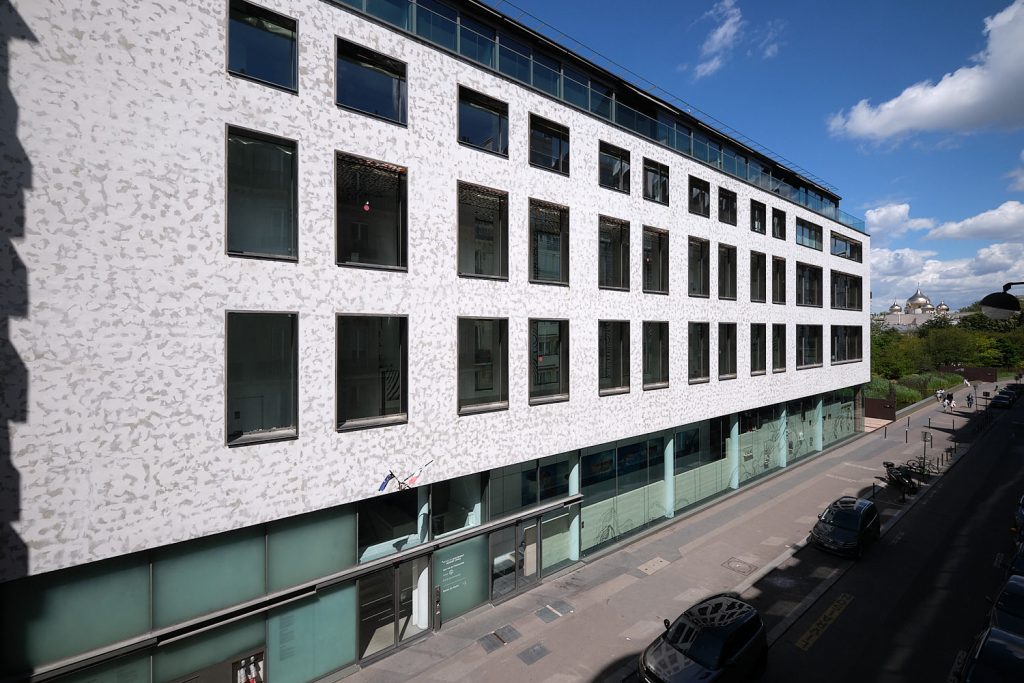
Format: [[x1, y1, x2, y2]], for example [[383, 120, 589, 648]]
[[723, 557, 757, 575]]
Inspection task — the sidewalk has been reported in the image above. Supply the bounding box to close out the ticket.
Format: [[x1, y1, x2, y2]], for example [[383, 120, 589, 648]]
[[349, 382, 1003, 683]]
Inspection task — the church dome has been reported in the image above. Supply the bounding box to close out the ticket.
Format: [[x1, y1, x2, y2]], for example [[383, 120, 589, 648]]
[[905, 285, 931, 311], [888, 299, 903, 314], [936, 300, 950, 313]]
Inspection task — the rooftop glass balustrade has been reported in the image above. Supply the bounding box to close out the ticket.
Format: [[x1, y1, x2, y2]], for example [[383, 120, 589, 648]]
[[334, 0, 866, 233]]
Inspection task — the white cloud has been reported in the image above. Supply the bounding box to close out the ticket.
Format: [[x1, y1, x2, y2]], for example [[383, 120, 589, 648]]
[[926, 200, 1024, 239], [829, 0, 1024, 140], [870, 242, 1024, 310], [1008, 149, 1024, 191], [694, 0, 743, 80], [864, 203, 934, 246], [758, 19, 785, 59]]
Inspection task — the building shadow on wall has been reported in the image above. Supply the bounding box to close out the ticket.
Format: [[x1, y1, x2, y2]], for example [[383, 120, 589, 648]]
[[1, 1, 36, 679]]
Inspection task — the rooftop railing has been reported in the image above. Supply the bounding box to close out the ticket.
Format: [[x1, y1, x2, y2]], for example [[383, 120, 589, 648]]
[[333, 0, 867, 233]]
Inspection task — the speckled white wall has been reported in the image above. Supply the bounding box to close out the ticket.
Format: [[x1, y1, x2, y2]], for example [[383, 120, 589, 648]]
[[2, 0, 869, 579]]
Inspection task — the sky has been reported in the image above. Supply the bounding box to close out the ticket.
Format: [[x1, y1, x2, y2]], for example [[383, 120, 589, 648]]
[[486, 0, 1024, 311]]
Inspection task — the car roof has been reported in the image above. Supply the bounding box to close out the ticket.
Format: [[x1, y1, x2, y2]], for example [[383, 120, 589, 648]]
[[973, 627, 1024, 675], [827, 496, 873, 513], [681, 594, 760, 636]]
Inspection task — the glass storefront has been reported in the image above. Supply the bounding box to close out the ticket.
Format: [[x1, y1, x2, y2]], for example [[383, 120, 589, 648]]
[[787, 397, 820, 462], [673, 418, 731, 512], [738, 405, 785, 483], [822, 387, 856, 446]]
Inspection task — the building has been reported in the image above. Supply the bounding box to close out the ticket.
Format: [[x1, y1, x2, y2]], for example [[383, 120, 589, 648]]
[[0, 1, 870, 681], [878, 285, 959, 330]]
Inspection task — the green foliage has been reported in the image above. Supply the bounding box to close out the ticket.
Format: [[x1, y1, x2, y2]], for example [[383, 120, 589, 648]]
[[916, 316, 954, 336], [924, 328, 977, 367], [957, 312, 1017, 333], [893, 384, 923, 407], [863, 376, 893, 399], [899, 371, 963, 395]]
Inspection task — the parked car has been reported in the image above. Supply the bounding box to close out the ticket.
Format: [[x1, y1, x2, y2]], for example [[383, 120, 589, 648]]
[[957, 627, 1024, 681], [1015, 494, 1024, 531], [998, 389, 1018, 404], [991, 576, 1024, 635], [638, 594, 767, 682], [809, 496, 881, 558], [1007, 545, 1024, 580], [991, 395, 1012, 409]]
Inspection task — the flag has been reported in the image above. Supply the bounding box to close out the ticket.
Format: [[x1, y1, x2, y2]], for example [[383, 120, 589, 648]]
[[404, 460, 433, 487], [378, 472, 395, 492]]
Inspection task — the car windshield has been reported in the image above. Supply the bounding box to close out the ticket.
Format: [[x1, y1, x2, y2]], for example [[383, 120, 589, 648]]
[[663, 618, 725, 669], [819, 507, 859, 531]]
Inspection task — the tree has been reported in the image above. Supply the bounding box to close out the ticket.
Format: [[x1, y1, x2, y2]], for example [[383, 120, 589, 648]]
[[916, 316, 953, 336], [924, 328, 977, 367], [958, 312, 1016, 333]]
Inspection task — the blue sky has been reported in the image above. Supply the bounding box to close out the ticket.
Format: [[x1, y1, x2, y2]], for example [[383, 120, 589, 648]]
[[488, 0, 1024, 311]]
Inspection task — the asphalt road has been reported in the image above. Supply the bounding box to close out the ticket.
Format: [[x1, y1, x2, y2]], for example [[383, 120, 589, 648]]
[[766, 400, 1024, 682]]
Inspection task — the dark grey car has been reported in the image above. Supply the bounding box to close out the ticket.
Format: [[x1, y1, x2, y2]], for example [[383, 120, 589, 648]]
[[809, 496, 881, 558], [638, 594, 767, 682]]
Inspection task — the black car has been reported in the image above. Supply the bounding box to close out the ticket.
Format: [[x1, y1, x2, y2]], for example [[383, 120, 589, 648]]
[[809, 496, 881, 558], [991, 395, 1012, 409], [957, 627, 1024, 681], [992, 576, 1024, 635], [638, 594, 767, 682]]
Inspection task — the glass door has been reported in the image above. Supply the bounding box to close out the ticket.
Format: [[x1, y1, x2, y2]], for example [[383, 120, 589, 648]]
[[358, 556, 431, 661], [517, 519, 538, 588], [490, 526, 517, 601]]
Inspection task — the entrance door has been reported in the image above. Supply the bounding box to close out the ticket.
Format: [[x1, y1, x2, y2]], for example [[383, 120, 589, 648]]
[[358, 556, 431, 661], [517, 519, 538, 588], [490, 518, 540, 601]]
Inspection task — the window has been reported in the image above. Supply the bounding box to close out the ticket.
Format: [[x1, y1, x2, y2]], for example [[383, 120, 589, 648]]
[[796, 217, 823, 250], [688, 176, 710, 217], [226, 312, 297, 444], [529, 115, 570, 174], [830, 232, 863, 262], [337, 315, 407, 428], [772, 208, 786, 240], [530, 200, 569, 284], [227, 128, 297, 260], [336, 38, 407, 124], [831, 325, 863, 364], [718, 323, 736, 379], [641, 228, 668, 293], [750, 251, 766, 303], [643, 322, 669, 388], [750, 200, 766, 234], [599, 142, 630, 193], [458, 318, 508, 413], [416, 0, 457, 50], [643, 159, 669, 205], [530, 319, 569, 402], [598, 217, 629, 290], [718, 244, 737, 300], [458, 182, 508, 279], [459, 15, 495, 67], [599, 320, 629, 394], [796, 263, 823, 307], [772, 324, 786, 372], [771, 257, 786, 304], [498, 33, 531, 82], [718, 188, 737, 225], [228, 0, 297, 92], [751, 323, 766, 375], [336, 154, 407, 269], [688, 237, 710, 297], [831, 271, 863, 310], [796, 325, 823, 369], [458, 87, 508, 156], [688, 322, 710, 382]]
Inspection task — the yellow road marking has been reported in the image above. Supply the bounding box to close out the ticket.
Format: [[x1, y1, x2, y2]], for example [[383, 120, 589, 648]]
[[794, 593, 854, 651]]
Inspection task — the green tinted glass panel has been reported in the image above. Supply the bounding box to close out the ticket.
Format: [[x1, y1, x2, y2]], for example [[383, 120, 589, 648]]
[[61, 653, 151, 683], [432, 535, 488, 621], [0, 554, 150, 673], [268, 506, 356, 591], [267, 582, 357, 683], [153, 526, 265, 628], [154, 617, 264, 683], [541, 507, 574, 575]]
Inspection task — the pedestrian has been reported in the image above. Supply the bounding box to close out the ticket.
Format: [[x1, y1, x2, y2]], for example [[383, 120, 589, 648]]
[[936, 389, 944, 403], [964, 377, 970, 386], [951, 399, 957, 410], [967, 394, 974, 409]]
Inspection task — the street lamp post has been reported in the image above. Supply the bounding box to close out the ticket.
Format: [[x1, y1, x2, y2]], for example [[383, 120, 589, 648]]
[[980, 281, 1023, 321]]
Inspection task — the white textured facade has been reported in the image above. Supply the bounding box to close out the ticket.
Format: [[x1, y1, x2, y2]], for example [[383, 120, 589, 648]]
[[1, 0, 869, 679]]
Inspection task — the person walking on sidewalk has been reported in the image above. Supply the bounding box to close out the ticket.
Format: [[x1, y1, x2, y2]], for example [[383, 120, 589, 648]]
[[967, 394, 974, 409]]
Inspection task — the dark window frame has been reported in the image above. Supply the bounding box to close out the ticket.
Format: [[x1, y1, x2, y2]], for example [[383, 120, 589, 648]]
[[335, 152, 408, 271], [750, 251, 766, 303], [598, 141, 630, 194], [457, 317, 510, 414], [688, 176, 710, 217], [750, 200, 766, 234], [750, 323, 767, 375], [598, 320, 630, 395], [335, 37, 408, 126], [830, 232, 863, 262], [830, 325, 863, 364], [771, 208, 786, 240], [529, 199, 570, 286], [688, 237, 710, 298], [642, 226, 669, 294], [771, 257, 786, 305], [226, 310, 299, 446], [598, 216, 630, 291], [772, 323, 786, 372], [642, 158, 670, 205], [529, 114, 570, 175], [226, 125, 299, 262], [717, 243, 737, 301], [336, 314, 409, 430], [718, 187, 737, 225], [830, 271, 863, 311], [795, 262, 823, 307], [795, 217, 823, 251], [796, 324, 823, 369], [642, 321, 670, 389], [529, 318, 570, 404], [457, 86, 509, 157], [457, 181, 509, 280], [688, 321, 711, 383], [718, 322, 737, 379], [227, 0, 299, 94]]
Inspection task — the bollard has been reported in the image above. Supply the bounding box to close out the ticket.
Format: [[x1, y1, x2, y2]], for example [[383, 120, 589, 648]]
[[884, 425, 887, 439], [928, 417, 931, 429], [905, 429, 908, 443], [907, 416, 911, 428]]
